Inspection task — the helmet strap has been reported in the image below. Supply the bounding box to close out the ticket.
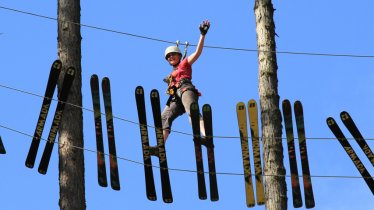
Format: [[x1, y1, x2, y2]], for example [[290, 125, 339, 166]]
[[172, 61, 180, 69], [170, 56, 181, 68]]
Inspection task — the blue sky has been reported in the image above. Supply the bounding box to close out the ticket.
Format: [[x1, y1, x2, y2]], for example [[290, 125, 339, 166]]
[[1, 1, 374, 209]]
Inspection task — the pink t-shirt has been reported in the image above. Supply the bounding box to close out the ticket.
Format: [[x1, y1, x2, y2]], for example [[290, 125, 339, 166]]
[[170, 59, 192, 88]]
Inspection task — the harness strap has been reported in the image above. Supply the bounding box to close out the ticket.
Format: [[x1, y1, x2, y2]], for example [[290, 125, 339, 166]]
[[179, 87, 201, 97]]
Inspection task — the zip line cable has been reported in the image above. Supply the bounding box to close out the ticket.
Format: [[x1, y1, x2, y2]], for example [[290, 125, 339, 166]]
[[1, 5, 374, 59], [0, 122, 373, 180], [0, 83, 195, 138], [0, 5, 175, 45], [1, 82, 373, 142]]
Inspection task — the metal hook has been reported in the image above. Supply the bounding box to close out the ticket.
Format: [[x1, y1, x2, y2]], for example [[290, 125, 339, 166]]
[[182, 41, 189, 60]]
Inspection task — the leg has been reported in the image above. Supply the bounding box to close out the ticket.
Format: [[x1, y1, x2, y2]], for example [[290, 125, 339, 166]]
[[161, 101, 184, 142], [181, 90, 206, 137], [200, 118, 206, 137]]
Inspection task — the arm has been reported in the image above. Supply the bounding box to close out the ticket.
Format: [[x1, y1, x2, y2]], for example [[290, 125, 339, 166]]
[[187, 34, 206, 65], [187, 20, 210, 66]]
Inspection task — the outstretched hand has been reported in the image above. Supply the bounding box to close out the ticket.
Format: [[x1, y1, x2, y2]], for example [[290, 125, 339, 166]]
[[199, 20, 210, 35]]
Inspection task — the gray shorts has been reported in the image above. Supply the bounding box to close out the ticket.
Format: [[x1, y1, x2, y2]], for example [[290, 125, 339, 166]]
[[161, 85, 199, 133]]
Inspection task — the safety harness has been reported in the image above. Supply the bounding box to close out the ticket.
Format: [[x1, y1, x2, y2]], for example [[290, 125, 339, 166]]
[[164, 76, 200, 108]]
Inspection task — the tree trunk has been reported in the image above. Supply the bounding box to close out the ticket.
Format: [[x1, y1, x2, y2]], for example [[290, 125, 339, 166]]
[[57, 0, 86, 209], [254, 0, 287, 209]]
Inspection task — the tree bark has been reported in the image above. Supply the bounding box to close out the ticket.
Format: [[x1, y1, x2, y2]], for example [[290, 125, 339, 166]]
[[254, 0, 287, 209], [57, 0, 86, 209]]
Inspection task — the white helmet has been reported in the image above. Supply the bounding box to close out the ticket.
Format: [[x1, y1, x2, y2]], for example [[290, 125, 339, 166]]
[[164, 46, 182, 59]]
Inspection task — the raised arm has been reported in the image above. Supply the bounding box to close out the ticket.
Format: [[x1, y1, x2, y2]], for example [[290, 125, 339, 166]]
[[187, 20, 210, 65]]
